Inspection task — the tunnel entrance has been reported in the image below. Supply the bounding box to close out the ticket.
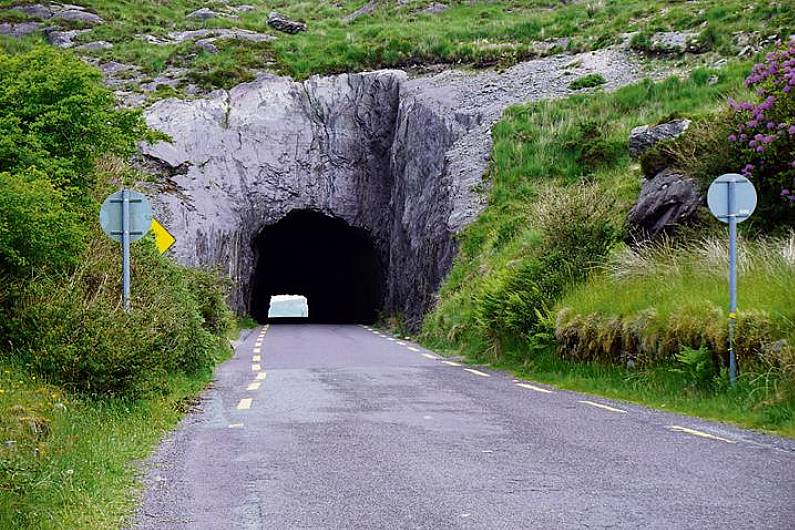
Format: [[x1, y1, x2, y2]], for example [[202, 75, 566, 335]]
[[249, 210, 385, 324]]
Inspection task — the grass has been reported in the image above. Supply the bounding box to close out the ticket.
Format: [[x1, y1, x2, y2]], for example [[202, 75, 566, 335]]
[[0, 350, 229, 529], [569, 72, 606, 90], [3, 0, 793, 90], [421, 61, 795, 437]]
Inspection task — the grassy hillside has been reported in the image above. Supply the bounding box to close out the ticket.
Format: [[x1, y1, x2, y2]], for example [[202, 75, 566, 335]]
[[2, 1, 793, 92], [421, 59, 795, 436]]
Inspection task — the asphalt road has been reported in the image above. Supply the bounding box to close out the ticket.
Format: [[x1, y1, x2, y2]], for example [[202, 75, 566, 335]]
[[135, 324, 795, 529]]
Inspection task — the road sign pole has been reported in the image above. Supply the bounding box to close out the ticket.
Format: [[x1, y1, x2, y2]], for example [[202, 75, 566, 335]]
[[122, 188, 131, 312], [727, 181, 737, 385]]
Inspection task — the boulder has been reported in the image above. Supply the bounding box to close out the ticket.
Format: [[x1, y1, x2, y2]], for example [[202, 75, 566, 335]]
[[0, 22, 41, 38], [196, 39, 219, 53], [626, 169, 701, 241], [648, 31, 702, 55], [628, 119, 690, 159], [342, 0, 380, 23], [187, 8, 217, 21], [267, 11, 306, 33], [420, 3, 448, 14], [75, 40, 113, 51], [12, 4, 54, 19], [45, 28, 91, 48], [52, 9, 103, 25]]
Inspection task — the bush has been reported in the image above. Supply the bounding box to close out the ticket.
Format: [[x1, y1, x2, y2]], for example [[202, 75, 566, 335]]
[[7, 233, 232, 396], [0, 47, 152, 200], [0, 170, 85, 280], [569, 73, 606, 90], [476, 184, 619, 346], [727, 40, 795, 226]]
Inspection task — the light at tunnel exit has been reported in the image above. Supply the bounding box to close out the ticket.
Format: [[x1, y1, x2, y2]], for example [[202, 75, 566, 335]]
[[268, 295, 309, 319]]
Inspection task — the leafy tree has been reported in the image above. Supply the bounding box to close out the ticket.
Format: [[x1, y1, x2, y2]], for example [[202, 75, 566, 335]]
[[0, 47, 152, 200]]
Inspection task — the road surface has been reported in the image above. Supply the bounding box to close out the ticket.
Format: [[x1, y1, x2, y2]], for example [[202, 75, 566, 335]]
[[135, 324, 795, 529]]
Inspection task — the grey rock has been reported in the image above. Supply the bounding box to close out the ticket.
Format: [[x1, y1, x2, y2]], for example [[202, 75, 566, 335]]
[[166, 28, 274, 43], [267, 11, 306, 33], [75, 40, 113, 51], [187, 8, 217, 21], [11, 4, 53, 20], [45, 28, 91, 48], [420, 2, 448, 14], [628, 119, 690, 159], [626, 169, 701, 241], [141, 48, 647, 329], [343, 0, 381, 23], [648, 31, 701, 55], [0, 21, 41, 38], [196, 38, 218, 53], [52, 9, 103, 25], [234, 5, 256, 13]]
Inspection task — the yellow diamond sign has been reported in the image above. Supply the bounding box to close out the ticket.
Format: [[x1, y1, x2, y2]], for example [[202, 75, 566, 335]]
[[151, 218, 176, 254]]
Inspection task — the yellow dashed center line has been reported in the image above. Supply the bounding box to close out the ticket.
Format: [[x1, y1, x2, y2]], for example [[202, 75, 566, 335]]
[[247, 382, 261, 391], [252, 355, 261, 362], [252, 364, 261, 372], [578, 400, 627, 413], [253, 348, 262, 353], [255, 371, 267, 380], [669, 425, 736, 443], [236, 398, 252, 410], [464, 368, 490, 377], [407, 347, 420, 352], [516, 383, 554, 394], [422, 353, 440, 360], [442, 360, 462, 367]]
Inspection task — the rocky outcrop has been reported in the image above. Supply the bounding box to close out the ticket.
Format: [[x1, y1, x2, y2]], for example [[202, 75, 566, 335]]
[[267, 11, 306, 34], [626, 119, 700, 241], [627, 170, 701, 240], [628, 119, 690, 158], [141, 48, 645, 328]]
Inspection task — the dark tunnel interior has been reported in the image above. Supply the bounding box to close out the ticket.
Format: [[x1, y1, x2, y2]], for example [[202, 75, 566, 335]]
[[249, 210, 385, 324]]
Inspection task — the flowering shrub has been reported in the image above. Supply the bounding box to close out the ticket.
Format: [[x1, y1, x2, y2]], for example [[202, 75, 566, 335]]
[[728, 39, 795, 225]]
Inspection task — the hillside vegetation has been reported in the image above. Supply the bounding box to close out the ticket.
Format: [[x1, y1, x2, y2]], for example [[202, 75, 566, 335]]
[[0, 45, 235, 528], [422, 53, 795, 435], [1, 1, 793, 95]]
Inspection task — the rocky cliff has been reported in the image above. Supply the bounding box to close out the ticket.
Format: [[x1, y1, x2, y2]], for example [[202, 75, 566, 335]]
[[141, 49, 644, 328]]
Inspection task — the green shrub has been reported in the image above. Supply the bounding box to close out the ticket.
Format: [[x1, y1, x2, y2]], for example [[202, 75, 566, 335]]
[[475, 184, 619, 347], [0, 170, 85, 279], [569, 73, 607, 90], [7, 232, 231, 396], [0, 46, 152, 200]]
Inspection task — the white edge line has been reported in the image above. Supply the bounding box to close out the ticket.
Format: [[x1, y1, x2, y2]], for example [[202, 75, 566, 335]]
[[422, 353, 439, 360], [463, 368, 490, 377], [442, 360, 462, 367], [516, 383, 554, 394], [578, 400, 627, 413], [669, 425, 736, 443], [407, 347, 420, 352]]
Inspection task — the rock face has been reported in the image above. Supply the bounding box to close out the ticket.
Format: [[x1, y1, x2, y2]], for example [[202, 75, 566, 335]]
[[627, 170, 701, 239], [628, 119, 690, 159], [267, 11, 307, 34], [626, 119, 701, 241], [141, 49, 645, 328]]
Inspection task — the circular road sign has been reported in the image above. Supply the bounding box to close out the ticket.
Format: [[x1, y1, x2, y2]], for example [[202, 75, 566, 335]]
[[99, 190, 153, 242], [707, 173, 757, 224]]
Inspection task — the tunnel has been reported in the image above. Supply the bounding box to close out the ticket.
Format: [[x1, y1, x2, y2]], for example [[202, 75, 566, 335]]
[[249, 210, 385, 324]]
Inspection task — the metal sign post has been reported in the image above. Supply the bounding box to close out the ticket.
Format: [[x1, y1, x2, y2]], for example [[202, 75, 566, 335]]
[[100, 189, 153, 312], [707, 173, 757, 385]]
